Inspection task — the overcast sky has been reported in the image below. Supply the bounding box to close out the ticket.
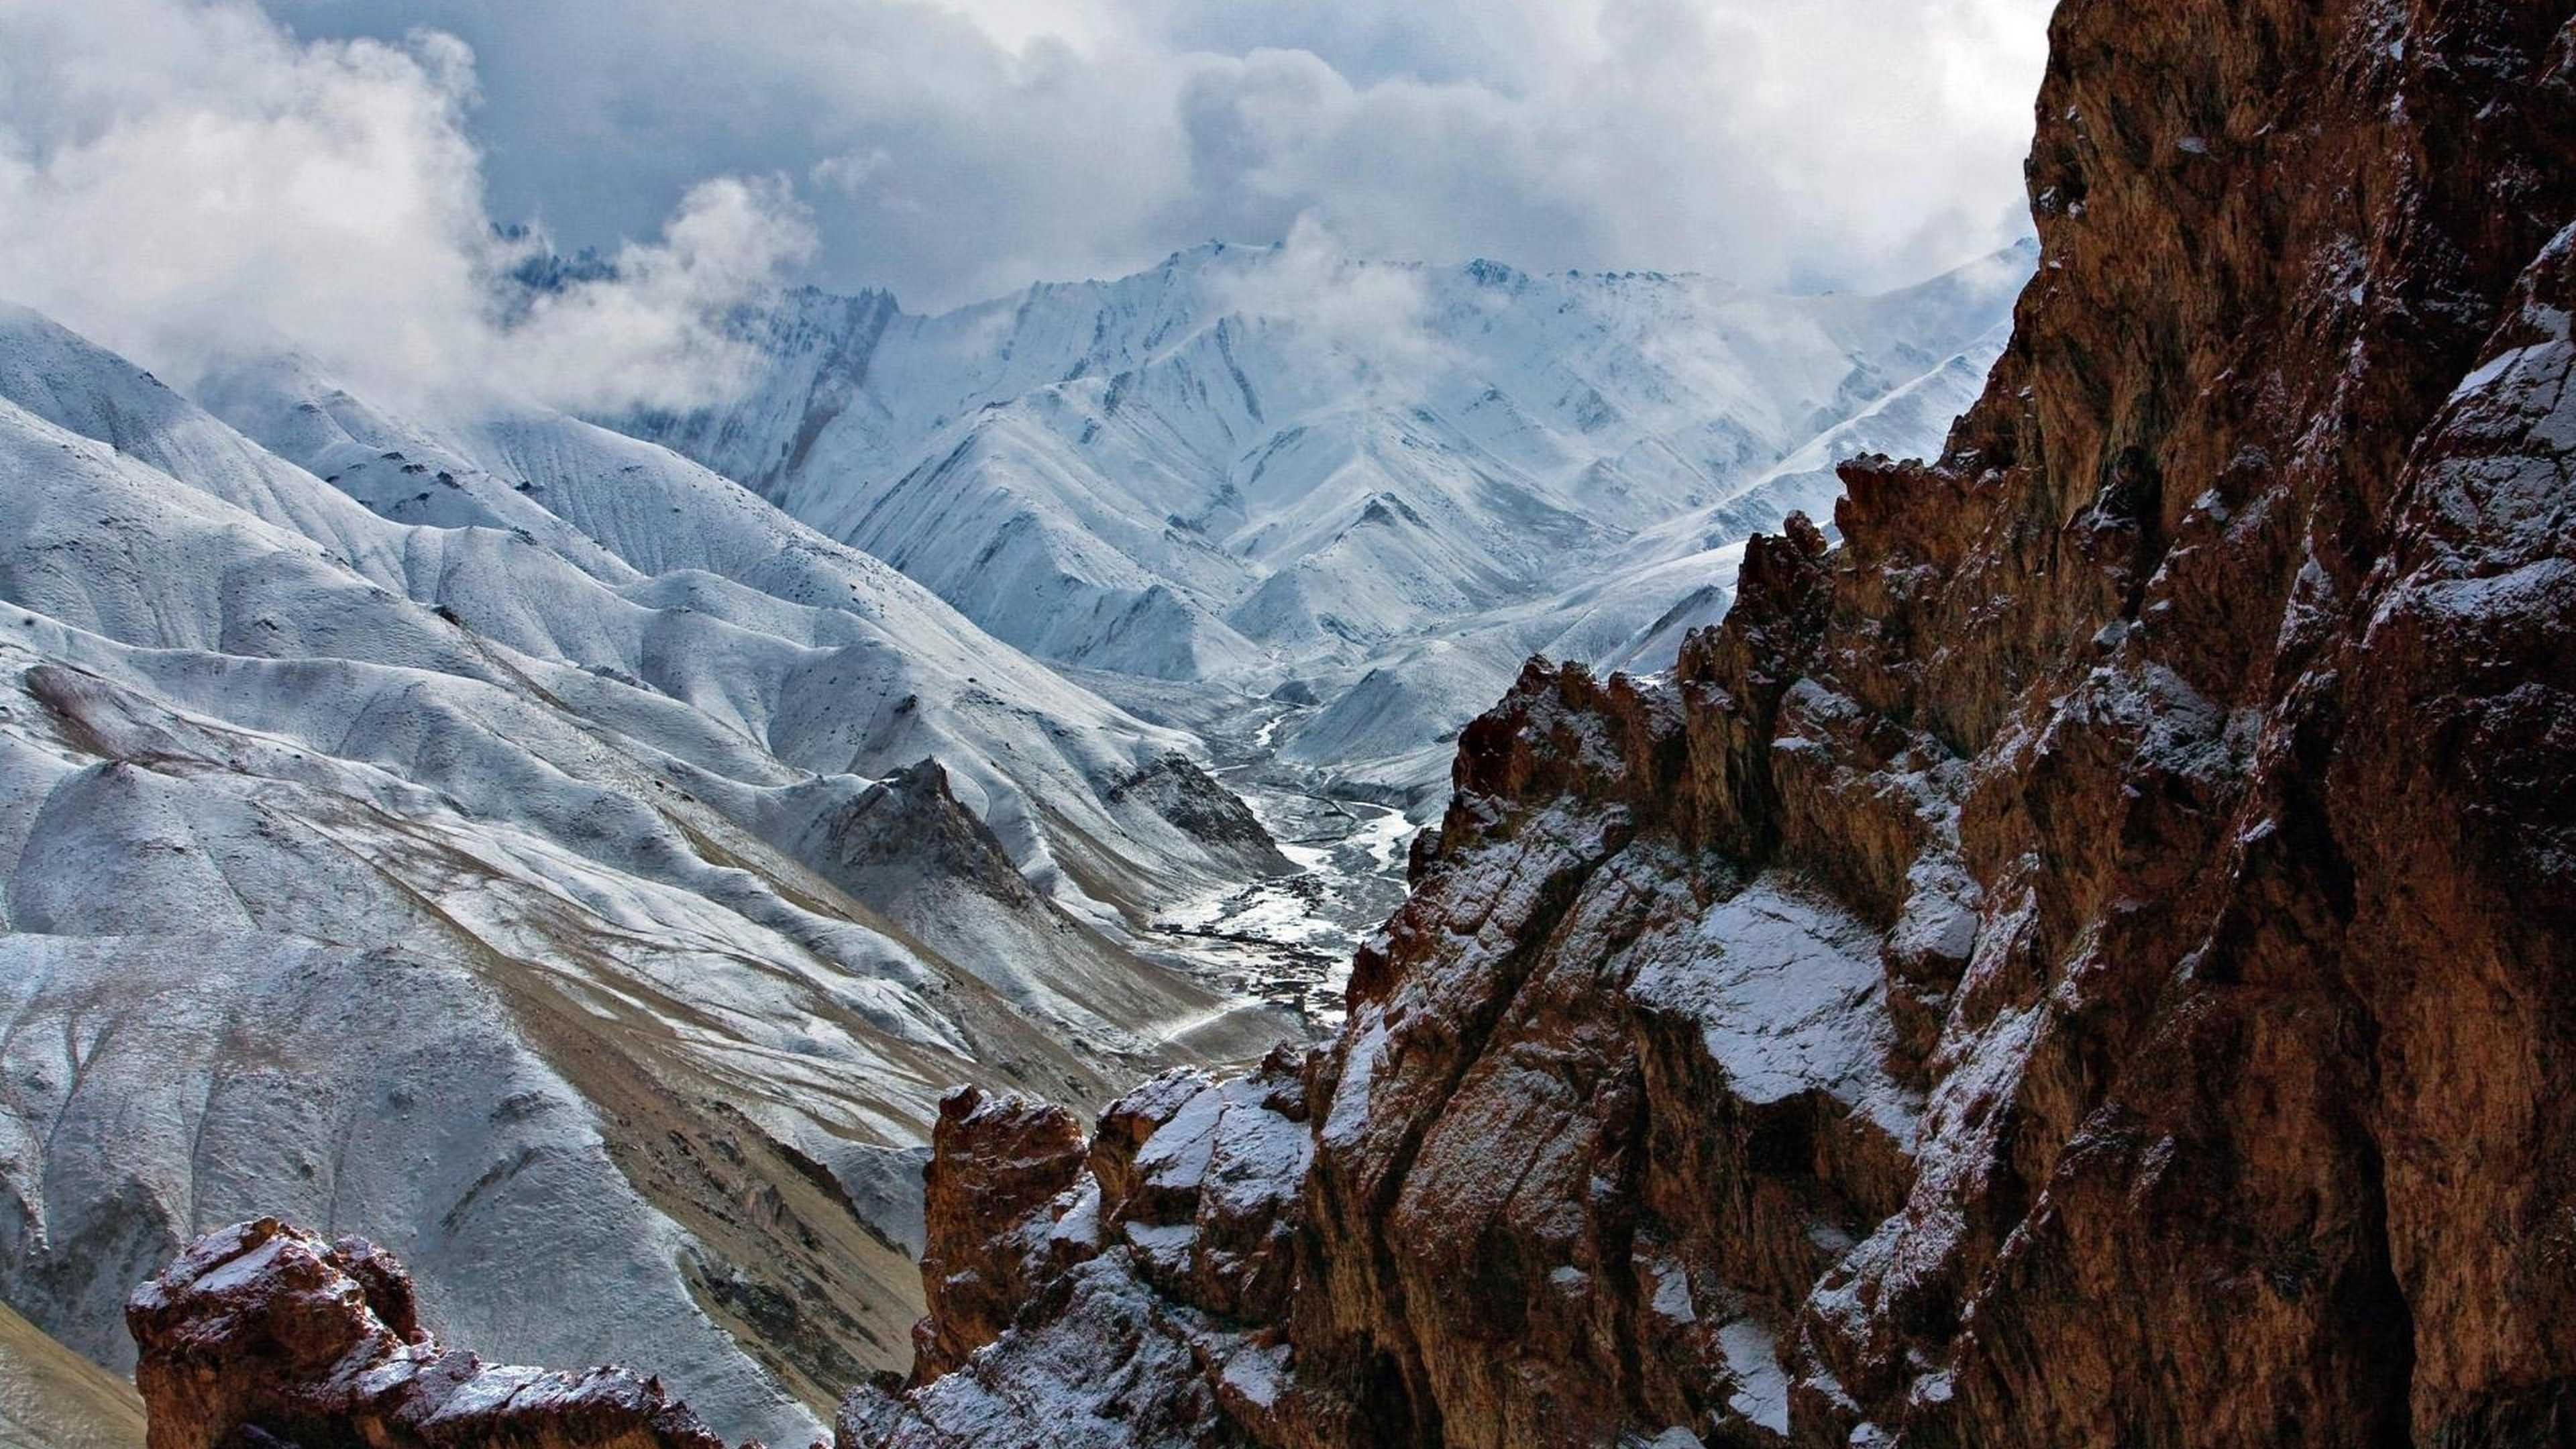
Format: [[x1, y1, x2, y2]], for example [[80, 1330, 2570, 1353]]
[[0, 0, 2052, 410]]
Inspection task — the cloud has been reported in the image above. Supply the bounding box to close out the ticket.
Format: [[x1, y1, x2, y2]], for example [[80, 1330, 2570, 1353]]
[[0, 0, 2051, 409], [1210, 213, 1458, 395], [496, 176, 817, 413], [252, 0, 2051, 308], [1152, 0, 2052, 294], [0, 0, 813, 415]]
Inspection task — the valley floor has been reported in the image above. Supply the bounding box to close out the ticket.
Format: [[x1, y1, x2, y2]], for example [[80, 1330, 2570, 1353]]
[[1095, 684, 1419, 1035]]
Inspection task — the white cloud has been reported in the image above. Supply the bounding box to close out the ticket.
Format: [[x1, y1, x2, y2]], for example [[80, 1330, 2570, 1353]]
[[493, 176, 817, 413], [0, 0, 813, 415], [255, 0, 2051, 307], [0, 0, 2051, 406], [1211, 213, 1457, 394]]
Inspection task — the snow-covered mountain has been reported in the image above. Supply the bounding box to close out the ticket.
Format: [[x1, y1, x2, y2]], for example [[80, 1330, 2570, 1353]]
[[0, 304, 1304, 1444], [625, 239, 2032, 796], [0, 238, 2015, 1446], [1269, 315, 2015, 791]]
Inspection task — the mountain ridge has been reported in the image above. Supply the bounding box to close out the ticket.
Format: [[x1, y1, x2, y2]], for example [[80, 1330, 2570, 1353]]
[[624, 240, 2034, 688], [0, 301, 1314, 1444]]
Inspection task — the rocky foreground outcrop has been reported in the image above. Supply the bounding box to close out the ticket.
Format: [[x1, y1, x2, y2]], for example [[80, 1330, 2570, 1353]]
[[839, 0, 2576, 1445], [128, 1220, 749, 1449]]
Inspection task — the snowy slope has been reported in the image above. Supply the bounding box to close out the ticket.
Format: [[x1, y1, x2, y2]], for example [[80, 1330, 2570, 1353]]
[[0, 310, 1305, 1443], [187, 344, 1303, 917], [1272, 314, 2017, 797], [627, 240, 2033, 688]]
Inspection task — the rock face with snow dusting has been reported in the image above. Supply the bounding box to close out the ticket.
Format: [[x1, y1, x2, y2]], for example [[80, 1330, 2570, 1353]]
[[129, 1220, 740, 1449], [906, 1089, 1090, 1386], [843, 0, 2576, 1444]]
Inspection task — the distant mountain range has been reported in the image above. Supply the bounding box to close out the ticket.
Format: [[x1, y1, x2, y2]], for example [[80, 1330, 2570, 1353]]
[[624, 237, 2031, 795]]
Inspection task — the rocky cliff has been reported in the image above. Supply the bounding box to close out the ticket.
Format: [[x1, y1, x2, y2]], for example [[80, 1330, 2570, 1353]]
[[840, 0, 2576, 1444], [128, 1220, 748, 1449]]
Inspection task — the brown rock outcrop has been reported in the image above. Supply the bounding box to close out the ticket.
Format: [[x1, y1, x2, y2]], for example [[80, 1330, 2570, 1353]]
[[908, 1087, 1089, 1383], [835, 1063, 1313, 1449], [129, 1219, 751, 1449], [853, 0, 2576, 1445]]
